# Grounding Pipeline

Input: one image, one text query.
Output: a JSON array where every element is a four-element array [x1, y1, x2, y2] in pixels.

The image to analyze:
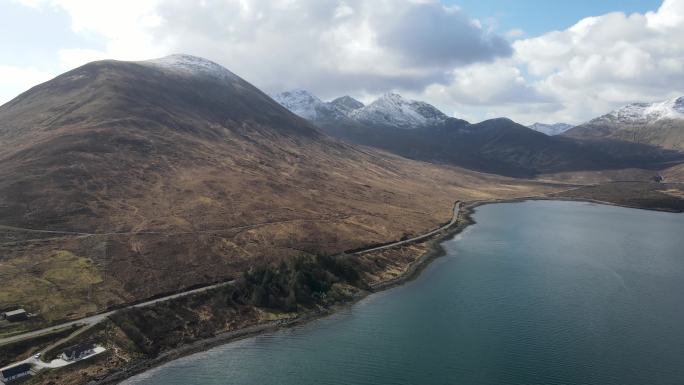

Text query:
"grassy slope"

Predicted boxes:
[[0, 60, 564, 323]]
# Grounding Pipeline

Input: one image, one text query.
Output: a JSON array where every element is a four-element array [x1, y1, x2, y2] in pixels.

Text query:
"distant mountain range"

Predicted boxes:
[[528, 122, 574, 136], [272, 90, 449, 129], [273, 90, 680, 177], [564, 96, 684, 151]]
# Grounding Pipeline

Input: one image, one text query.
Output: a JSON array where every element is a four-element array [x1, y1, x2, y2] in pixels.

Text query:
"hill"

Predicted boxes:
[[0, 55, 555, 321]]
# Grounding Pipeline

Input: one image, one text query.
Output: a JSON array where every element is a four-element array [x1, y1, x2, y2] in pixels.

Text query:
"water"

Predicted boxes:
[[123, 201, 684, 385]]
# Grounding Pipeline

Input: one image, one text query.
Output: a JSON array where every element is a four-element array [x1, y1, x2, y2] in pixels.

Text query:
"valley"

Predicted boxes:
[[0, 55, 563, 326], [0, 55, 682, 385]]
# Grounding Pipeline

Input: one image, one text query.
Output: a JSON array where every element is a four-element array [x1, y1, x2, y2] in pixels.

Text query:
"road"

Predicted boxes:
[[0, 281, 231, 347], [0, 202, 462, 348], [353, 201, 461, 255]]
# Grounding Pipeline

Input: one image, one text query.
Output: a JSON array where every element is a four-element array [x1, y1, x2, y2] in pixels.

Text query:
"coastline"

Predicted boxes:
[[94, 203, 475, 385], [93, 197, 681, 385]]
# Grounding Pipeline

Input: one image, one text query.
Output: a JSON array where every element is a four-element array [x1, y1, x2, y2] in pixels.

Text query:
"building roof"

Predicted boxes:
[[63, 343, 95, 357], [1, 363, 31, 378], [3, 309, 26, 316]]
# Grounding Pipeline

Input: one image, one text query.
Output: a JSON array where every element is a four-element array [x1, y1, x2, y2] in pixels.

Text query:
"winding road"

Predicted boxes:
[[0, 201, 462, 350], [353, 201, 461, 255], [0, 281, 231, 348]]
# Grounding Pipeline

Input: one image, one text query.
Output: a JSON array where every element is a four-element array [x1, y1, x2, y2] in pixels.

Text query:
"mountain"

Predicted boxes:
[[272, 91, 450, 129], [0, 54, 547, 320], [270, 89, 342, 121], [564, 96, 684, 151], [528, 122, 574, 136], [329, 95, 364, 114], [349, 93, 448, 129], [274, 90, 680, 177]]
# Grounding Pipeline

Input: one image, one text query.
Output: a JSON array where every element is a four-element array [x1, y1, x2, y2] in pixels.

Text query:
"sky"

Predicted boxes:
[[0, 0, 682, 125]]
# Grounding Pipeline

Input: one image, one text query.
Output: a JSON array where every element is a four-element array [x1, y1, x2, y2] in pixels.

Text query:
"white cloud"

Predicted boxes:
[[510, 0, 684, 123], [0, 65, 54, 103], [9, 0, 510, 100], [413, 0, 684, 125], [5, 0, 684, 126]]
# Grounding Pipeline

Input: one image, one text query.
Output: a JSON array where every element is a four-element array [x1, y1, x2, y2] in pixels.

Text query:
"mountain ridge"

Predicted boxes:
[[564, 96, 684, 151], [273, 89, 680, 177], [272, 90, 455, 130], [528, 122, 574, 136]]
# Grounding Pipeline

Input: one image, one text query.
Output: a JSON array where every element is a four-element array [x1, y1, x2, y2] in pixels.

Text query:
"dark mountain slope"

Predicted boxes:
[[315, 115, 678, 177], [564, 97, 684, 151], [274, 91, 682, 177]]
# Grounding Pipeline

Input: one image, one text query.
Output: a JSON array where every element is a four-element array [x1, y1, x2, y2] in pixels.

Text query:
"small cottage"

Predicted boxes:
[[60, 343, 96, 361], [0, 363, 32, 383], [1, 309, 28, 322]]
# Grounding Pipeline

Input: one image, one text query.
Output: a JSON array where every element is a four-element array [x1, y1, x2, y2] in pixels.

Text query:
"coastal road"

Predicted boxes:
[[0, 202, 462, 348], [0, 281, 232, 347], [353, 201, 461, 255]]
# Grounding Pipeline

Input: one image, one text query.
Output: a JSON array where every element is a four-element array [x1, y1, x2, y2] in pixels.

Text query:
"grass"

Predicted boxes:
[[552, 182, 684, 212], [0, 326, 77, 367], [0, 250, 108, 323]]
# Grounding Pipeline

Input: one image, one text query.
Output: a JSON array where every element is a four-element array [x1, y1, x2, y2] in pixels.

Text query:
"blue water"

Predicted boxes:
[[123, 201, 684, 385]]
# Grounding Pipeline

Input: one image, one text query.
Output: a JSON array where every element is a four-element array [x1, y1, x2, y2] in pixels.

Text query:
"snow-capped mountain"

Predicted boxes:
[[350, 93, 448, 129], [270, 89, 338, 121], [591, 96, 684, 125], [272, 90, 448, 129], [564, 96, 684, 151], [141, 54, 240, 83], [528, 122, 574, 136], [330, 95, 364, 114]]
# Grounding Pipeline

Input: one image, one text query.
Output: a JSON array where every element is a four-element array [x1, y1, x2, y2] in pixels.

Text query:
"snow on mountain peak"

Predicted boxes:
[[600, 96, 684, 124], [528, 122, 574, 136], [350, 93, 448, 129], [330, 96, 364, 114], [272, 90, 450, 129], [271, 89, 329, 121], [141, 54, 240, 82]]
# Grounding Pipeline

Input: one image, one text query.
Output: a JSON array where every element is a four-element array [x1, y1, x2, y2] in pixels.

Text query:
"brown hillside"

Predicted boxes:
[[0, 55, 558, 321]]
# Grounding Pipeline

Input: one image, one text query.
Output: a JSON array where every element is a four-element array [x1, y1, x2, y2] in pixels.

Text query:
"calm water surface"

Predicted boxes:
[[124, 201, 684, 385]]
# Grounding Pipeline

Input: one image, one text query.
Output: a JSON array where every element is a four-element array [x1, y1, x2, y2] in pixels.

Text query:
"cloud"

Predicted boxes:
[[424, 60, 553, 105], [150, 0, 512, 97], [0, 65, 53, 103], [418, 0, 684, 124], [11, 0, 511, 100], [509, 0, 684, 123], [6, 0, 684, 126], [376, 2, 511, 67]]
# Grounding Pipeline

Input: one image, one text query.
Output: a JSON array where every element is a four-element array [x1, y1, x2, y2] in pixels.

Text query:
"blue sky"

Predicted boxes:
[[445, 0, 663, 36]]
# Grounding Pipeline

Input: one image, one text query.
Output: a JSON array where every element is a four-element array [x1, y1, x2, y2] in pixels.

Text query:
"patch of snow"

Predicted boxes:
[[141, 54, 240, 82], [271, 90, 331, 121], [528, 122, 574, 135], [273, 90, 449, 129], [330, 95, 364, 114], [596, 96, 684, 124], [350, 93, 448, 129]]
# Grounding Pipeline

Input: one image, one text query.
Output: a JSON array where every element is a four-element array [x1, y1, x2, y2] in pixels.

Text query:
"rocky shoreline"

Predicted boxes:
[[92, 196, 682, 385], [91, 203, 476, 385]]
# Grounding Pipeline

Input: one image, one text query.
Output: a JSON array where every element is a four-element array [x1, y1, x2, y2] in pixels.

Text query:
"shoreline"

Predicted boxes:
[[94, 197, 680, 384], [94, 203, 475, 385]]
